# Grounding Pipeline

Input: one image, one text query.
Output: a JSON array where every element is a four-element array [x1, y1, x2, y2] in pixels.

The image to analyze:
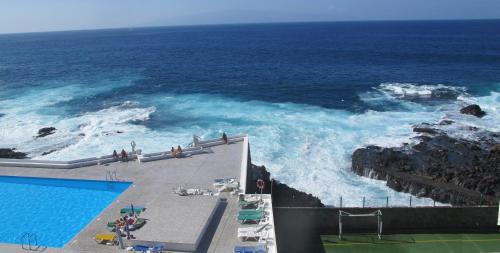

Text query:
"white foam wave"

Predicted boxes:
[[377, 82, 468, 99], [2, 82, 498, 206]]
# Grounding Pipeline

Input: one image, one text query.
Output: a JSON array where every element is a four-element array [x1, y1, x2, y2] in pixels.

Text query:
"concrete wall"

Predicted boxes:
[[0, 136, 244, 169], [273, 206, 499, 253]]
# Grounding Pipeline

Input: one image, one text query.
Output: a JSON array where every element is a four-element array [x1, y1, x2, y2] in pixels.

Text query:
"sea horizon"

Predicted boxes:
[[1, 18, 500, 36]]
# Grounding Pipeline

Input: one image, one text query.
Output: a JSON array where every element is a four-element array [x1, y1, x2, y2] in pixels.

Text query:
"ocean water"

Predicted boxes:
[[0, 20, 499, 206]]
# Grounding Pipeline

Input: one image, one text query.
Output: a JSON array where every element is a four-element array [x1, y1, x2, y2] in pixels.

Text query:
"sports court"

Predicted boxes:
[[321, 233, 500, 253]]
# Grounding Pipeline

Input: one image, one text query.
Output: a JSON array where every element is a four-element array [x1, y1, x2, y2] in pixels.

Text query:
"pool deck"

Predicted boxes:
[[0, 136, 274, 252]]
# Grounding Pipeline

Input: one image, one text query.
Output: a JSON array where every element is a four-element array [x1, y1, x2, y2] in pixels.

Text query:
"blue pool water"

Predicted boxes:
[[0, 176, 131, 248]]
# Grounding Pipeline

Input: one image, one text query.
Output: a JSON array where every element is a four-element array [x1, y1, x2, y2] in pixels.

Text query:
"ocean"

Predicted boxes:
[[0, 20, 499, 206]]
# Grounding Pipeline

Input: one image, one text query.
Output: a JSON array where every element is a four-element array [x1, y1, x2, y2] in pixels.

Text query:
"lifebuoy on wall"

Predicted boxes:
[[256, 179, 265, 190]]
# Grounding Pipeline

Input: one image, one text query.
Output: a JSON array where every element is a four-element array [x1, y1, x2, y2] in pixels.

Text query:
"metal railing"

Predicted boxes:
[[106, 170, 119, 182], [337, 196, 443, 208], [20, 232, 41, 251]]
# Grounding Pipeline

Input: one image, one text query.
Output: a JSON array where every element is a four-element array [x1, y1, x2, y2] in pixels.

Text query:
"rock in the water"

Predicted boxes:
[[460, 104, 486, 117], [37, 127, 56, 138], [438, 120, 454, 125], [0, 148, 27, 159], [41, 149, 57, 156], [413, 126, 440, 135]]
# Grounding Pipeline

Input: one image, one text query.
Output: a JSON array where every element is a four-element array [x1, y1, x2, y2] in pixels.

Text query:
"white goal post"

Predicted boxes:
[[497, 201, 500, 226], [338, 210, 383, 240]]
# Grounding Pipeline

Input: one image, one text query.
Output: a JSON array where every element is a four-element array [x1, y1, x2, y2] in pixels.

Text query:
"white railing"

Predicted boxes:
[[239, 135, 249, 193], [0, 135, 245, 169]]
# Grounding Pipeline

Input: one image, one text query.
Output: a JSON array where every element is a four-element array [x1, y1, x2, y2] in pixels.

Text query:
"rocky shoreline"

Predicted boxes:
[[0, 127, 59, 159], [247, 164, 324, 207], [351, 104, 499, 206], [0, 148, 27, 159]]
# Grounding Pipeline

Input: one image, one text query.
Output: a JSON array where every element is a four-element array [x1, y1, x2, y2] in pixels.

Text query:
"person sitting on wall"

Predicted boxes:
[[121, 149, 128, 162], [112, 150, 119, 160], [171, 146, 176, 157], [222, 132, 228, 144], [176, 145, 183, 157]]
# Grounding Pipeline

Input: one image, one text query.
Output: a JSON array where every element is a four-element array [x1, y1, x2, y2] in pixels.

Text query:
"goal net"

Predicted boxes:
[[338, 210, 383, 240]]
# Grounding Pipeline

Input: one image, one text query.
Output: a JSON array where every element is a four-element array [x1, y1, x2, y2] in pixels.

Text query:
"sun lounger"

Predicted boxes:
[[234, 244, 267, 253], [238, 229, 269, 242], [151, 245, 163, 252], [132, 245, 149, 252], [94, 233, 116, 245], [131, 244, 163, 253], [213, 178, 239, 192], [238, 223, 270, 233], [173, 186, 213, 196], [239, 199, 263, 209], [238, 212, 267, 224], [239, 208, 264, 215], [238, 223, 270, 242]]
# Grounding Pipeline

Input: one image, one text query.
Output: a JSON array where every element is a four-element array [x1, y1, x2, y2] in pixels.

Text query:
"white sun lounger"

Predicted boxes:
[[238, 229, 269, 242], [173, 186, 213, 196], [213, 178, 239, 192], [238, 223, 270, 234]]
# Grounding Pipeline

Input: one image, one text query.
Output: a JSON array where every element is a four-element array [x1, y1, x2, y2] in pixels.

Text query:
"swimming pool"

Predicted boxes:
[[0, 176, 131, 248]]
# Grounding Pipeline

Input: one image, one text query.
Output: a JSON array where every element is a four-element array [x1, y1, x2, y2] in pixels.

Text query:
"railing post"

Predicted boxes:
[[409, 196, 412, 207], [362, 197, 365, 208], [386, 196, 389, 208], [340, 196, 342, 208]]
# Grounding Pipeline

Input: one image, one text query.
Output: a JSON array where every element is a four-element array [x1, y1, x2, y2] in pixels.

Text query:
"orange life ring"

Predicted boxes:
[[256, 179, 265, 189]]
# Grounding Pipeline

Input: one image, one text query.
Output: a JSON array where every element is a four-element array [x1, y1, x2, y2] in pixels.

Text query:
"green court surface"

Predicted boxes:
[[321, 233, 500, 253]]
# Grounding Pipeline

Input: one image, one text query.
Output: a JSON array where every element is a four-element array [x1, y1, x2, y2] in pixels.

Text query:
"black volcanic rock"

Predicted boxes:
[[413, 125, 441, 135], [37, 127, 56, 138], [248, 164, 324, 207], [460, 104, 486, 117], [352, 132, 500, 206], [438, 120, 454, 125], [0, 148, 27, 159], [41, 149, 57, 156]]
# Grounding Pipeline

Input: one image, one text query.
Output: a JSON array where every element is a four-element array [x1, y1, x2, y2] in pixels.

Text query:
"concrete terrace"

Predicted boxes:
[[0, 135, 276, 253]]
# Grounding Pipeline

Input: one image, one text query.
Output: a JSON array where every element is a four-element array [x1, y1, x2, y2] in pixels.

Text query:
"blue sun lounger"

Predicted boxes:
[[234, 245, 267, 253], [132, 244, 163, 252], [132, 245, 149, 252]]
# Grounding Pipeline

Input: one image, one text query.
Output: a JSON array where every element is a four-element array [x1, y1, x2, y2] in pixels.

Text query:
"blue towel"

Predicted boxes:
[[133, 245, 149, 252], [234, 245, 266, 253]]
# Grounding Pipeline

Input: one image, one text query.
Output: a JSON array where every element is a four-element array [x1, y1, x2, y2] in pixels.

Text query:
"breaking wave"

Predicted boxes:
[[0, 81, 498, 206]]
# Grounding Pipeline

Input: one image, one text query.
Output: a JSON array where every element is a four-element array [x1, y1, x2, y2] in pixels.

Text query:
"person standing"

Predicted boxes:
[[222, 132, 228, 144]]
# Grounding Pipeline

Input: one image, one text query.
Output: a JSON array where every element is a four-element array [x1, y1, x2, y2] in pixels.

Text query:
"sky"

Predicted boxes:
[[0, 0, 500, 34]]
